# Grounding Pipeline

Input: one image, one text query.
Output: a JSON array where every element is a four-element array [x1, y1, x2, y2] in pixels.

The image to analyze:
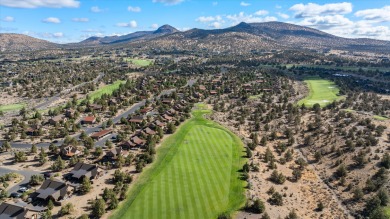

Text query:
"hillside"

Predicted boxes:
[[0, 33, 58, 52], [1, 22, 390, 53], [128, 22, 390, 53], [77, 25, 179, 46]]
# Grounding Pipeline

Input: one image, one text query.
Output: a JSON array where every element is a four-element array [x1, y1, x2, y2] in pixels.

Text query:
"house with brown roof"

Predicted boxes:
[[162, 98, 174, 105], [89, 104, 103, 111], [144, 127, 156, 135], [0, 202, 37, 219], [106, 147, 129, 160], [118, 141, 136, 150], [199, 85, 206, 91], [82, 116, 96, 124], [131, 136, 146, 146], [140, 107, 153, 113], [162, 114, 173, 122], [90, 129, 112, 140], [34, 179, 69, 202], [155, 120, 166, 128], [49, 115, 67, 125], [210, 90, 217, 95], [60, 145, 81, 158], [69, 163, 99, 181], [129, 115, 144, 123], [167, 109, 176, 116]]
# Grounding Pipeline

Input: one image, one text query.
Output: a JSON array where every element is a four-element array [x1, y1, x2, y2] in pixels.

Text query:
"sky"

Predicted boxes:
[[0, 0, 390, 43]]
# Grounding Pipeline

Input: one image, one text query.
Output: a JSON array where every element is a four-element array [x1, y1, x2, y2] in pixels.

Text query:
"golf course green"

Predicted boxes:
[[298, 78, 344, 107], [0, 103, 25, 112], [111, 104, 246, 219], [125, 58, 153, 67]]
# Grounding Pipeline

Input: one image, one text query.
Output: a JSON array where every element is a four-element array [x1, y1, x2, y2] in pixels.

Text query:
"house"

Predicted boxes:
[[0, 202, 37, 219], [144, 127, 156, 135], [60, 145, 81, 158], [89, 104, 103, 111], [162, 98, 174, 105], [106, 147, 129, 160], [35, 179, 69, 202], [210, 90, 217, 95], [108, 99, 117, 106], [140, 107, 153, 114], [167, 109, 176, 116], [162, 114, 173, 122], [25, 126, 39, 136], [131, 136, 146, 146], [129, 115, 144, 123], [118, 141, 136, 150], [199, 85, 206, 91], [90, 129, 112, 140], [49, 115, 66, 125], [82, 116, 96, 124], [155, 120, 166, 128], [69, 163, 99, 180]]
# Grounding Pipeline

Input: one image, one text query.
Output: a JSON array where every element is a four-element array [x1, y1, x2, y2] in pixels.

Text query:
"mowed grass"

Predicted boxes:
[[82, 80, 125, 103], [125, 58, 153, 67], [373, 115, 389, 121], [0, 103, 25, 112], [298, 78, 344, 107], [385, 207, 390, 217], [111, 107, 246, 219]]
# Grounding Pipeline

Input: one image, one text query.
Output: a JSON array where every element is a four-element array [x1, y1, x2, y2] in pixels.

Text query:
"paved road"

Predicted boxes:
[[0, 167, 42, 194], [34, 73, 104, 110]]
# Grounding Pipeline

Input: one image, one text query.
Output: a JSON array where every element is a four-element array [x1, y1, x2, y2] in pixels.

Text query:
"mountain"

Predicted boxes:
[[1, 22, 390, 53], [130, 22, 390, 53], [0, 33, 58, 52], [78, 24, 179, 46]]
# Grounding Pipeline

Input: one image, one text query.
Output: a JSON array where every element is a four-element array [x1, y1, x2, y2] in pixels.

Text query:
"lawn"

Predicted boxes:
[[385, 207, 390, 217], [125, 58, 153, 67], [298, 78, 344, 107], [111, 105, 246, 219], [83, 80, 125, 103], [373, 115, 389, 121], [0, 103, 25, 112]]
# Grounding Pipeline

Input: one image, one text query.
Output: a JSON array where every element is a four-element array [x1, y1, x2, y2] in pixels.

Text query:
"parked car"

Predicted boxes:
[[18, 187, 29, 193], [10, 192, 21, 198]]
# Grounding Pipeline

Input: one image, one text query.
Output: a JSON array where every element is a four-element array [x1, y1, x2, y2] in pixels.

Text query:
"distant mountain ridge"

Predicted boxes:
[[1, 22, 390, 53], [77, 24, 179, 45]]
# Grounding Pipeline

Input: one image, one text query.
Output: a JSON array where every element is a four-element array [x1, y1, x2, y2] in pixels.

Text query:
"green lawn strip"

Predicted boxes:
[[124, 58, 153, 67], [0, 103, 25, 112], [385, 207, 390, 217], [77, 80, 125, 104], [110, 106, 246, 219], [298, 77, 344, 107], [373, 115, 389, 121]]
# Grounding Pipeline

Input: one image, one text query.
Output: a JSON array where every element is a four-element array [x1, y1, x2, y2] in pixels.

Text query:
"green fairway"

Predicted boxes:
[[83, 80, 125, 103], [111, 105, 246, 219], [0, 103, 25, 112], [298, 78, 344, 107], [373, 115, 389, 121], [125, 58, 153, 67], [385, 207, 390, 217]]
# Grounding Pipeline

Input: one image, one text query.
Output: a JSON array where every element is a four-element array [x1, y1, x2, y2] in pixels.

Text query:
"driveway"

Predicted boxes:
[[0, 167, 42, 194]]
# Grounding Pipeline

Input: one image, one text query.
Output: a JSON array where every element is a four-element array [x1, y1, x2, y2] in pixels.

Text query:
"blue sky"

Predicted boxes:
[[1, 0, 389, 43]]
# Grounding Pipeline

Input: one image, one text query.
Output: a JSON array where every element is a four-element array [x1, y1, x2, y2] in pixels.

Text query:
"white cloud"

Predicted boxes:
[[152, 0, 183, 5], [128, 6, 141, 12], [91, 6, 103, 13], [212, 2, 218, 6], [0, 0, 79, 8], [277, 12, 290, 19], [240, 2, 250, 7], [209, 22, 222, 28], [42, 17, 61, 23], [196, 16, 222, 23], [254, 10, 268, 16], [297, 15, 353, 29], [72, 18, 89, 22], [355, 6, 390, 22], [289, 2, 352, 18], [226, 12, 277, 25], [151, 24, 159, 29], [116, 20, 138, 28], [53, 32, 64, 38], [2, 16, 14, 22]]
